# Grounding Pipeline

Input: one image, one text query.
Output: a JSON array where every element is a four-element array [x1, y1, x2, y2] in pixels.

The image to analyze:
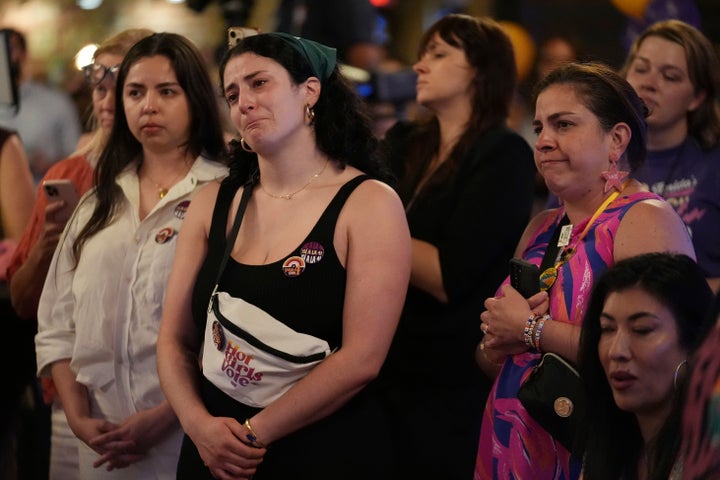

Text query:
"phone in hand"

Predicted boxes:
[[227, 27, 261, 48], [43, 179, 79, 223], [509, 258, 541, 298]]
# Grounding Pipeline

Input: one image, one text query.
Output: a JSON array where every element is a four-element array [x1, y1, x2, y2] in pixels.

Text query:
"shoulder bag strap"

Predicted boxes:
[[207, 176, 255, 312]]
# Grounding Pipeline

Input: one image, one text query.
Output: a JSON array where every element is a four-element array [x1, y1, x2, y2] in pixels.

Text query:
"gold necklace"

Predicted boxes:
[[141, 165, 191, 199], [260, 160, 329, 200]]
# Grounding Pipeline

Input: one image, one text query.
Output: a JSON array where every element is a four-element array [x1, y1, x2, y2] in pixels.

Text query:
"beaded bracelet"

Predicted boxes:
[[523, 312, 538, 350], [533, 314, 551, 352], [244, 418, 266, 448]]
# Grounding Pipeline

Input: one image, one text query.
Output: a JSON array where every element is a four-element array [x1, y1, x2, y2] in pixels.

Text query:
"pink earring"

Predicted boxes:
[[601, 154, 628, 193]]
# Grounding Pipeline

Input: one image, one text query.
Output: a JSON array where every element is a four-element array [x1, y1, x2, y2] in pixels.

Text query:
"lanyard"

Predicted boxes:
[[539, 186, 623, 291]]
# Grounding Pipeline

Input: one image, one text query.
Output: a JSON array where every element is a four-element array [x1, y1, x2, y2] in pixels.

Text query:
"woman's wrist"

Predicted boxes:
[[523, 312, 539, 349], [244, 418, 266, 448], [531, 314, 551, 352]]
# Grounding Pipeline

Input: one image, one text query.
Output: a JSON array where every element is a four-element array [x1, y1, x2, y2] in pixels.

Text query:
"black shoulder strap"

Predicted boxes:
[[539, 214, 570, 273], [320, 174, 371, 219], [208, 177, 255, 311], [208, 178, 242, 253]]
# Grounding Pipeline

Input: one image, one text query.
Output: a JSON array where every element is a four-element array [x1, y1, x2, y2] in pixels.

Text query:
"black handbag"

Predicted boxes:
[[517, 352, 586, 451]]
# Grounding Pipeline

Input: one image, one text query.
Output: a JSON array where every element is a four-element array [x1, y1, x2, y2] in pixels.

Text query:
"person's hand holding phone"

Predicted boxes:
[[43, 179, 79, 223], [37, 179, 79, 258], [480, 259, 550, 355]]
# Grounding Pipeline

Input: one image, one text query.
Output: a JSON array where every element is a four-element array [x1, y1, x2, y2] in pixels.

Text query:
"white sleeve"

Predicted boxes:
[[35, 211, 82, 378]]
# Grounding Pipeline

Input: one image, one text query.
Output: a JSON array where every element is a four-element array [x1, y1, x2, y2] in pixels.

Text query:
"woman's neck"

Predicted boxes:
[[647, 121, 688, 151], [637, 409, 670, 450], [561, 188, 612, 226], [257, 140, 330, 193], [435, 112, 468, 163], [561, 175, 642, 225], [140, 148, 194, 177]]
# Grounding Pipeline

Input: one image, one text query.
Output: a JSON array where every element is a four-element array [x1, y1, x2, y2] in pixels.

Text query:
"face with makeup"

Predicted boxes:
[[122, 55, 192, 153], [598, 286, 686, 419]]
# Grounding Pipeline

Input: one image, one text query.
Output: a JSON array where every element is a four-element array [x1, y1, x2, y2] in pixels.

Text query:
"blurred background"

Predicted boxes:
[[1, 0, 718, 133]]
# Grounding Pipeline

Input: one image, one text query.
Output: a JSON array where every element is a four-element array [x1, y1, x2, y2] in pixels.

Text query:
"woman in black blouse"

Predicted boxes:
[[377, 13, 536, 480]]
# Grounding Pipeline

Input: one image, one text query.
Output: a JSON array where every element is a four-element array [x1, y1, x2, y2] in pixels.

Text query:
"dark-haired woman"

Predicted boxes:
[[35, 33, 228, 479], [577, 253, 715, 479], [475, 62, 695, 479], [156, 33, 411, 479], [377, 14, 535, 479]]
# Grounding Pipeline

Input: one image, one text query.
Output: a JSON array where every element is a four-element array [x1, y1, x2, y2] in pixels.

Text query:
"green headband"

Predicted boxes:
[[267, 32, 337, 82]]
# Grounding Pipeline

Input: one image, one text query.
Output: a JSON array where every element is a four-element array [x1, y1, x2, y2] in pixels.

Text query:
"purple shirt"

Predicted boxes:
[[633, 137, 720, 278]]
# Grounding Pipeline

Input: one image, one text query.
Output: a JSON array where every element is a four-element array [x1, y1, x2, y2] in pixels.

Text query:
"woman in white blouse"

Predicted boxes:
[[35, 33, 227, 479]]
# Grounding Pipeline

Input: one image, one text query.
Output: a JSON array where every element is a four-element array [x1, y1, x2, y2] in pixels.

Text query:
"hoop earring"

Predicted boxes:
[[305, 104, 316, 126], [240, 137, 254, 153], [601, 153, 628, 193], [673, 359, 688, 390]]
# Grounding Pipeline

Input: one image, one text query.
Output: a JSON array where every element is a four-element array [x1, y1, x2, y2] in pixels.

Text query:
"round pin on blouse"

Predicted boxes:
[[212, 320, 226, 350], [155, 227, 176, 244], [282, 256, 306, 277]]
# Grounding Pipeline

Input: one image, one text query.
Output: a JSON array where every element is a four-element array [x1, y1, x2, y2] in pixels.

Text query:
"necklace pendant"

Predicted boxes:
[[158, 188, 168, 199]]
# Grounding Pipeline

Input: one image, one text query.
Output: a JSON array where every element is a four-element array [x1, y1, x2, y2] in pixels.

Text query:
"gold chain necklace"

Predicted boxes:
[[260, 159, 329, 200], [141, 164, 191, 199]]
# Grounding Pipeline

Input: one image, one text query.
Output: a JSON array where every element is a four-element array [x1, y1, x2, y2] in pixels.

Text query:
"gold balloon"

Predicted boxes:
[[498, 21, 536, 82], [610, 0, 652, 20]]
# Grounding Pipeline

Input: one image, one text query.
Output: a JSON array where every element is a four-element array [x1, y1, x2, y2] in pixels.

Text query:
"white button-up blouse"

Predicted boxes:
[[36, 155, 227, 418]]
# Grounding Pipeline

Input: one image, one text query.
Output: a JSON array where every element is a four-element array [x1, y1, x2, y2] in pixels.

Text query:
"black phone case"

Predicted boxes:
[[509, 258, 541, 298]]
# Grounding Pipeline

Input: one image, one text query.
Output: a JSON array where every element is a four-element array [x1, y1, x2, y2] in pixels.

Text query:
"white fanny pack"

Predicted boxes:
[[202, 291, 332, 407], [200, 178, 332, 408]]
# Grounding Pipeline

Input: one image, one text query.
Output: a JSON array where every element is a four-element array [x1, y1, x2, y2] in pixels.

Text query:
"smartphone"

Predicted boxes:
[[227, 27, 261, 48], [43, 179, 79, 223], [509, 258, 541, 298]]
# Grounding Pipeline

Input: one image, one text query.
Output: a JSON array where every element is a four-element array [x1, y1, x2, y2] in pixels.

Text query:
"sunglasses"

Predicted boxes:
[[83, 63, 120, 86]]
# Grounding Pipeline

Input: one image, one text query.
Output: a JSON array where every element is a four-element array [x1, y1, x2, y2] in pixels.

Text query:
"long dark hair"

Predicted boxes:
[[218, 33, 389, 185], [72, 32, 226, 264], [395, 14, 517, 202], [578, 253, 715, 480]]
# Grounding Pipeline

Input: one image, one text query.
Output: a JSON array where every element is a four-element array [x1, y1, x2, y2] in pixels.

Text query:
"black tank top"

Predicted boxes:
[[192, 174, 370, 351], [182, 174, 398, 480]]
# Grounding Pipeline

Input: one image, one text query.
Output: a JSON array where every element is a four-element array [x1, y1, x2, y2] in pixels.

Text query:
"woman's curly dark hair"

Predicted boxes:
[[218, 34, 392, 186]]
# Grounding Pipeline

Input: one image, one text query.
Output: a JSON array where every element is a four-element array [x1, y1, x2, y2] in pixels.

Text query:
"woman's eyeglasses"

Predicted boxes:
[[83, 63, 120, 86]]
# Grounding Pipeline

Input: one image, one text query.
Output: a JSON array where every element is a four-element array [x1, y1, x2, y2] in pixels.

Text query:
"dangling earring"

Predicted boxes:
[[601, 153, 629, 193], [240, 137, 254, 153], [673, 359, 688, 390], [305, 104, 316, 126]]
